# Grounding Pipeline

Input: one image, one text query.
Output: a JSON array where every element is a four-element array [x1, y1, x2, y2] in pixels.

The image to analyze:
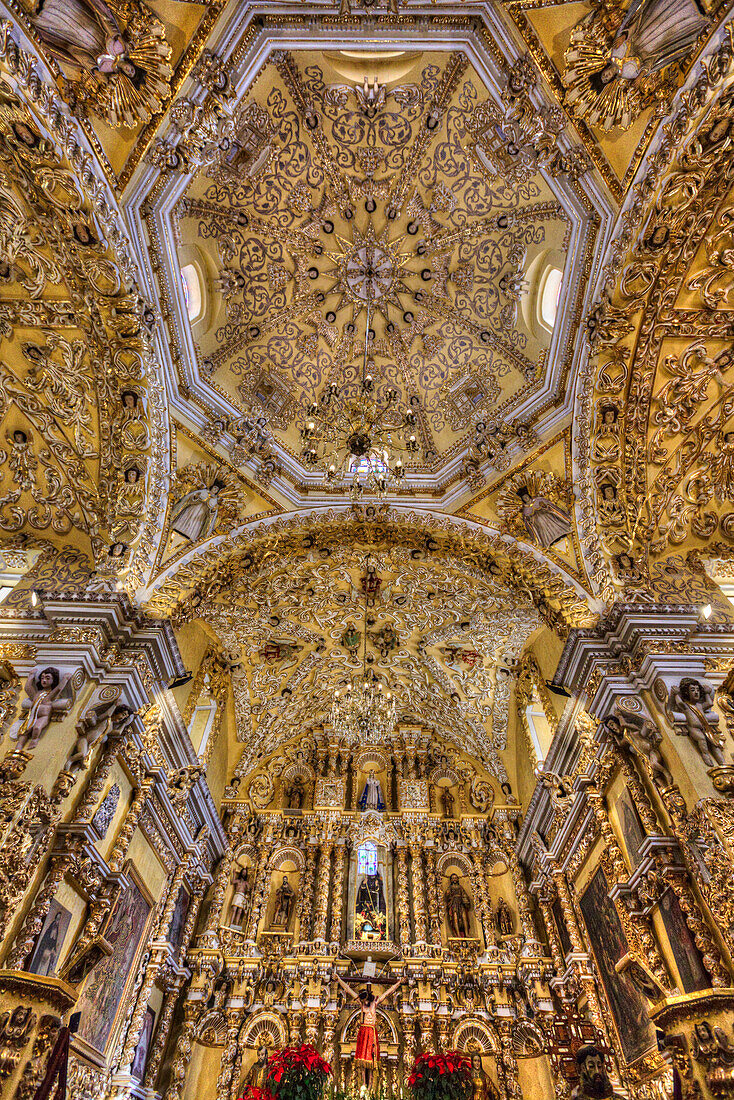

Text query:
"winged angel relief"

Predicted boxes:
[[26, 0, 173, 127], [563, 0, 709, 131]]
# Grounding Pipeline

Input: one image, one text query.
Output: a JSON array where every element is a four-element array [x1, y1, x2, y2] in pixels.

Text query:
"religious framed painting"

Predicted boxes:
[[74, 863, 154, 1057], [28, 898, 72, 977], [614, 790, 646, 870], [657, 888, 709, 993], [579, 866, 656, 1065]]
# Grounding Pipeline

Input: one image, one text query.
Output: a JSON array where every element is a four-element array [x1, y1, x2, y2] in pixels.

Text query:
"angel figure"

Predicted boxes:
[[64, 699, 135, 776], [6, 429, 36, 492], [669, 678, 725, 768], [563, 0, 709, 132], [30, 0, 173, 129], [498, 473, 573, 550], [169, 467, 241, 543], [9, 667, 76, 753], [603, 711, 673, 788]]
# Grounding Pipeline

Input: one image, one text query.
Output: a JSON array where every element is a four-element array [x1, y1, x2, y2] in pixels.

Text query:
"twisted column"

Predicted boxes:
[[410, 844, 427, 943]]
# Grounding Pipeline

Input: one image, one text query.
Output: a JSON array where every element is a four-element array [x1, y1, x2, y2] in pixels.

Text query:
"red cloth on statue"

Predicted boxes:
[[355, 1024, 379, 1066]]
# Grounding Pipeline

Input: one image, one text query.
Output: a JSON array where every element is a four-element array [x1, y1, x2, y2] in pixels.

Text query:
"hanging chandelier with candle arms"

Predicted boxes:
[[329, 557, 398, 742], [300, 298, 420, 500]]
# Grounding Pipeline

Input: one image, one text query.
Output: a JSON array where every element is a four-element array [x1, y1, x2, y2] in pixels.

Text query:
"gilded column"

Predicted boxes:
[[468, 853, 491, 944], [329, 843, 347, 944], [396, 846, 411, 944], [297, 841, 318, 944], [535, 880, 566, 975], [245, 846, 271, 943], [410, 844, 427, 943], [503, 829, 536, 942], [425, 848, 441, 945], [313, 840, 333, 942], [202, 845, 234, 941], [143, 974, 185, 1090]]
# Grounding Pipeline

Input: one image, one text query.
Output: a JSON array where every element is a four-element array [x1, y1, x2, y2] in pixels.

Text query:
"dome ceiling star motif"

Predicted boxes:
[[170, 48, 580, 485]]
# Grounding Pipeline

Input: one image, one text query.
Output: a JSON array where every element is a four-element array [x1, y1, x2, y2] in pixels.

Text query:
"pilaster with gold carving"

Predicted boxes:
[[535, 880, 566, 975], [162, 1010, 196, 1100], [5, 840, 82, 968], [396, 845, 411, 945], [215, 1015, 243, 1100], [313, 840, 333, 942], [548, 864, 606, 1035], [245, 844, 272, 943], [418, 1013, 434, 1054], [657, 863, 731, 988], [497, 1022, 521, 1100], [143, 973, 185, 1091], [468, 852, 491, 944], [74, 724, 133, 822], [304, 1008, 321, 1048], [329, 843, 347, 944], [116, 836, 203, 1078]]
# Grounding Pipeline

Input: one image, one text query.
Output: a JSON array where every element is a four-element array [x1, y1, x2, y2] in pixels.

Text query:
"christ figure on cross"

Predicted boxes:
[[335, 971, 403, 1090]]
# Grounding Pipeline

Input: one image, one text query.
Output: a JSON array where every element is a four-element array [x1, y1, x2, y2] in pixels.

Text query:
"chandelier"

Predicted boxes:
[[329, 557, 398, 742], [300, 300, 419, 500]]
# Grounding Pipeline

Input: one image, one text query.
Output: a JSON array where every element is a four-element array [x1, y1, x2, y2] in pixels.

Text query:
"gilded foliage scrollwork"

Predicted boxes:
[[580, 35, 734, 598]]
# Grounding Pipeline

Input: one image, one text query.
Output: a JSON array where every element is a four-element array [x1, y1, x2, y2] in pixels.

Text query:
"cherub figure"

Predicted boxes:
[[64, 699, 135, 776], [669, 678, 725, 768], [603, 710, 673, 788], [10, 667, 76, 753]]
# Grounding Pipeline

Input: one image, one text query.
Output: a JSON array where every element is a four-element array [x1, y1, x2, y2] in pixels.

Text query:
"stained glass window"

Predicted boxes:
[[357, 841, 378, 876]]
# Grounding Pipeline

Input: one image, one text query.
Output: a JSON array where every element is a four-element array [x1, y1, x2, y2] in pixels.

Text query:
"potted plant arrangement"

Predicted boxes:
[[407, 1052, 472, 1100], [241, 1045, 332, 1100]]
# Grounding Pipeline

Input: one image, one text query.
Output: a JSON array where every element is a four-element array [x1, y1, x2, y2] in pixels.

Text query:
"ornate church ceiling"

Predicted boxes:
[[2, 0, 734, 769], [167, 48, 575, 485]]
